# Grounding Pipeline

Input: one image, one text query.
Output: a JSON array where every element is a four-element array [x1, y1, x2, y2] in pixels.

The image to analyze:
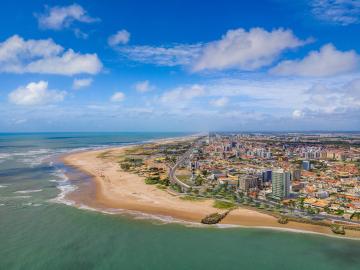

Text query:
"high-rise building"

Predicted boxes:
[[302, 160, 311, 171], [238, 175, 258, 192], [262, 169, 272, 182], [291, 169, 301, 181], [272, 169, 291, 200]]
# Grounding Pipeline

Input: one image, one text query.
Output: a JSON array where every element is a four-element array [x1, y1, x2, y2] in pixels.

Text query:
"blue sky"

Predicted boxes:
[[0, 0, 359, 132]]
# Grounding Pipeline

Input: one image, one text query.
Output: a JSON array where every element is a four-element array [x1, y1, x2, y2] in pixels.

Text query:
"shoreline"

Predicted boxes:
[[61, 140, 360, 239]]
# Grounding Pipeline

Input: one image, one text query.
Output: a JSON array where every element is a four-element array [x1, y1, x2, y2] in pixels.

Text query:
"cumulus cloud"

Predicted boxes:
[[8, 81, 66, 105], [0, 35, 102, 75], [36, 3, 99, 30], [192, 28, 309, 72], [72, 78, 93, 89], [108, 30, 130, 47], [134, 80, 152, 93], [311, 0, 360, 25], [209, 97, 229, 107], [270, 44, 359, 77], [110, 92, 125, 102]]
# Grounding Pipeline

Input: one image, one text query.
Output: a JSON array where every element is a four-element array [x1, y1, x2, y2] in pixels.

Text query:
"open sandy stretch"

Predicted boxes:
[[62, 143, 360, 239]]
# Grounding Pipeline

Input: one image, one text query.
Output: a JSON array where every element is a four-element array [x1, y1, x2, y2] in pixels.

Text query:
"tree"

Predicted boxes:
[[194, 175, 204, 186], [201, 169, 209, 177], [350, 212, 360, 221]]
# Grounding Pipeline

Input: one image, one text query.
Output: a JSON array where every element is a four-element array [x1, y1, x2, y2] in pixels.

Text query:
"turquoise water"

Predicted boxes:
[[1, 133, 360, 270]]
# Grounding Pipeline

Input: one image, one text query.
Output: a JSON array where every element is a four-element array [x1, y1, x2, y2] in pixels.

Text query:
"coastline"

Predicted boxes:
[[61, 140, 360, 239]]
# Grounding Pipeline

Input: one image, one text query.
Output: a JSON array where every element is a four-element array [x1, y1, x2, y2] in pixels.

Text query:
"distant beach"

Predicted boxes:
[[62, 139, 360, 239]]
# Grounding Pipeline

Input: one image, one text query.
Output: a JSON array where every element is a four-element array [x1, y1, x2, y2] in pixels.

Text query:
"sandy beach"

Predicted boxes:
[[62, 143, 360, 239]]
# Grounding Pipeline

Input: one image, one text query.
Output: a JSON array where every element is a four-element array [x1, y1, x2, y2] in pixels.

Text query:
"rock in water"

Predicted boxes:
[[201, 211, 230, 224]]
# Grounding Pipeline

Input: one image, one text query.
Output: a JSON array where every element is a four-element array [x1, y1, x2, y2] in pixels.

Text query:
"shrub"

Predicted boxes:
[[145, 176, 160, 185], [120, 163, 131, 171]]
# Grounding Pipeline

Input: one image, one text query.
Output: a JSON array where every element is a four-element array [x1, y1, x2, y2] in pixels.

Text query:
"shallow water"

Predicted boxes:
[[1, 132, 360, 270]]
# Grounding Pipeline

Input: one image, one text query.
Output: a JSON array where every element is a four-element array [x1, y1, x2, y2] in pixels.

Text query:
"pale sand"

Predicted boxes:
[[62, 145, 360, 239]]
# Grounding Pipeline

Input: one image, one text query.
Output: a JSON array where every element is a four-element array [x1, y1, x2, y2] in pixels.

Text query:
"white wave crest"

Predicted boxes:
[[49, 169, 77, 206], [14, 189, 42, 194]]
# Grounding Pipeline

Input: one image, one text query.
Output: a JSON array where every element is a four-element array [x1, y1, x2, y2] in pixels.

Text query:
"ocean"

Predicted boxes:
[[0, 132, 360, 270]]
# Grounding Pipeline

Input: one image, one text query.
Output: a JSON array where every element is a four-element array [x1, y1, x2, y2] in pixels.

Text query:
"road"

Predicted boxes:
[[168, 138, 204, 191]]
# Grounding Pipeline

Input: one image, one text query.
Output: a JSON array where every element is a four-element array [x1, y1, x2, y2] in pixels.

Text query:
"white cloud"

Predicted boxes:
[[271, 44, 359, 77], [192, 28, 309, 72], [134, 80, 152, 93], [209, 97, 229, 107], [110, 92, 125, 102], [36, 4, 99, 30], [26, 49, 102, 75], [117, 28, 308, 72], [160, 84, 205, 105], [292, 110, 304, 119], [0, 35, 102, 75], [311, 0, 360, 25], [72, 78, 93, 89], [8, 81, 66, 105], [303, 79, 360, 114], [74, 28, 89, 39], [117, 44, 203, 66], [108, 30, 130, 47]]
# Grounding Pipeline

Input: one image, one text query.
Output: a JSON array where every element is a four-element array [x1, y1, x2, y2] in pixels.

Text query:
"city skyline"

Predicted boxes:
[[0, 0, 360, 132]]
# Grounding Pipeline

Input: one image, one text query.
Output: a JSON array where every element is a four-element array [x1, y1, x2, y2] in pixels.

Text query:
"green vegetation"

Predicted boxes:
[[213, 200, 236, 209], [180, 195, 204, 201], [120, 163, 131, 171], [170, 183, 182, 193], [156, 184, 167, 190], [278, 216, 289, 224], [145, 176, 160, 185], [119, 156, 144, 172], [161, 177, 170, 186], [306, 207, 319, 215], [194, 175, 205, 186]]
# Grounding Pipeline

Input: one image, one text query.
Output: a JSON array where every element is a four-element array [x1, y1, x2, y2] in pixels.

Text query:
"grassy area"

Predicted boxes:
[[156, 184, 167, 190], [213, 200, 236, 209], [180, 195, 204, 201], [145, 176, 160, 185]]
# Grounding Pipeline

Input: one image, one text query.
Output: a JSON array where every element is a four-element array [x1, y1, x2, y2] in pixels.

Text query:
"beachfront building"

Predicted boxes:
[[239, 174, 258, 192], [272, 169, 291, 200], [262, 169, 272, 182]]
